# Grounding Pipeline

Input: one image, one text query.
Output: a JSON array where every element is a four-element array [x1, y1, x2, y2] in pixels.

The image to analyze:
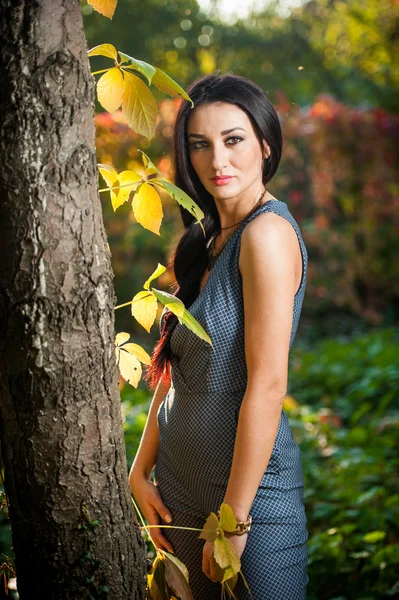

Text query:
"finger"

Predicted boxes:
[[148, 515, 174, 554], [202, 554, 217, 583], [153, 497, 173, 525], [209, 556, 219, 582]]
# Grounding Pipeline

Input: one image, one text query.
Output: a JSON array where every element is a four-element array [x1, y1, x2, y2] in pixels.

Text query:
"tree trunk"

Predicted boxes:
[[0, 1, 147, 598]]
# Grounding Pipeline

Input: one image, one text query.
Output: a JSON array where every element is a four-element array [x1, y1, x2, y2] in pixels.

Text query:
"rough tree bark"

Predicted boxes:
[[0, 0, 147, 598]]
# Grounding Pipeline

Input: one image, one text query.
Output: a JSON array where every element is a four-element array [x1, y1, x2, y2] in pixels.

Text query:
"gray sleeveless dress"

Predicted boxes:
[[154, 199, 309, 599]]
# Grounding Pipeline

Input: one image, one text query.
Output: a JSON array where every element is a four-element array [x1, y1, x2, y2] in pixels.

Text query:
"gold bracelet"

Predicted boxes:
[[217, 511, 252, 536]]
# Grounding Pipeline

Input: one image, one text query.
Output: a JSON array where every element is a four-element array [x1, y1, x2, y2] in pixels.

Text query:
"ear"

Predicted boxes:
[[262, 139, 271, 159]]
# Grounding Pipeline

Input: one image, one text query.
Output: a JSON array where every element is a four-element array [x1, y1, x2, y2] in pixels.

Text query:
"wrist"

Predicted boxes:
[[217, 509, 252, 536]]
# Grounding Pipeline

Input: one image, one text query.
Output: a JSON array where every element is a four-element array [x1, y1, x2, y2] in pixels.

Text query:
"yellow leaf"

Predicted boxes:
[[117, 170, 142, 204], [143, 264, 166, 291], [88, 43, 118, 60], [138, 149, 160, 176], [132, 183, 163, 235], [198, 512, 219, 542], [122, 71, 158, 140], [214, 536, 241, 576], [118, 348, 142, 387], [98, 164, 121, 211], [131, 290, 158, 333], [97, 67, 124, 113], [115, 332, 130, 346], [219, 503, 237, 533], [87, 0, 117, 19], [121, 343, 151, 365]]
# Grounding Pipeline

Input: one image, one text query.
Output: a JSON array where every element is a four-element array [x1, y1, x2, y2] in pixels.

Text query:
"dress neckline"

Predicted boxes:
[[188, 199, 279, 310]]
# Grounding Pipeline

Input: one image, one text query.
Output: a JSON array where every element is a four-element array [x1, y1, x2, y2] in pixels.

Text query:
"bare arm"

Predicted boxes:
[[223, 212, 302, 520], [129, 372, 171, 483], [128, 371, 175, 553]]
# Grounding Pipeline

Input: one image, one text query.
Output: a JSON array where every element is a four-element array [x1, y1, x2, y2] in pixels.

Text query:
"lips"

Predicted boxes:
[[212, 176, 234, 184]]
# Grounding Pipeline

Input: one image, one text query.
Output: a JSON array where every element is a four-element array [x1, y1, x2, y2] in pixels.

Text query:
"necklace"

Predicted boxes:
[[207, 189, 267, 271]]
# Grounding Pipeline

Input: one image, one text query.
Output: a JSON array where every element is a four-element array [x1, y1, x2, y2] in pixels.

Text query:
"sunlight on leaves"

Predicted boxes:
[[115, 332, 150, 387], [97, 67, 125, 113], [132, 182, 163, 235], [87, 0, 117, 19], [131, 290, 158, 333], [87, 43, 118, 60], [138, 149, 160, 176], [121, 71, 158, 140], [143, 263, 167, 291], [118, 51, 156, 85]]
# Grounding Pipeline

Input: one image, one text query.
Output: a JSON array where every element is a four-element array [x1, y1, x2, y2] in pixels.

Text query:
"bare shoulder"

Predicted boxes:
[[239, 210, 299, 272]]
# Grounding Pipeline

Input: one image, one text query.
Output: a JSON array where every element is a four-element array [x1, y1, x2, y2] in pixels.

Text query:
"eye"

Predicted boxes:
[[226, 136, 244, 145], [189, 136, 244, 150]]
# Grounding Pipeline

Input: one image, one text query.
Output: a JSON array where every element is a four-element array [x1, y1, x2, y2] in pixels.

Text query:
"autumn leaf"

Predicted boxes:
[[214, 536, 241, 578], [121, 71, 158, 140], [138, 149, 160, 176], [131, 290, 158, 333], [88, 43, 118, 60], [198, 512, 219, 542], [117, 170, 142, 205], [87, 0, 117, 19], [218, 502, 237, 533], [115, 332, 151, 387], [96, 67, 124, 113], [132, 182, 163, 235], [98, 163, 120, 209]]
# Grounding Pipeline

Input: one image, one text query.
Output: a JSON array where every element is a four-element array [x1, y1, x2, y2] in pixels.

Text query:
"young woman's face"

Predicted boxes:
[[186, 101, 270, 201]]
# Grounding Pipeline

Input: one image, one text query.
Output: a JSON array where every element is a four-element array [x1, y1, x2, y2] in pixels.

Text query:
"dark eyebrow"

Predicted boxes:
[[187, 127, 246, 139]]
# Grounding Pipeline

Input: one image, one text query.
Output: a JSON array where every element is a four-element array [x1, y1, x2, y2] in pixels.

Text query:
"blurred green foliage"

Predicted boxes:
[[288, 327, 399, 599], [83, 0, 399, 112]]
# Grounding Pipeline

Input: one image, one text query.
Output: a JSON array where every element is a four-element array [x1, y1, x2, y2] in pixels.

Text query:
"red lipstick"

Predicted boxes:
[[211, 176, 234, 186]]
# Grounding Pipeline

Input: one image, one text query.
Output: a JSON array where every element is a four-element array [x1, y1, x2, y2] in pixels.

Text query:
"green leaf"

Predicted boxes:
[[151, 288, 185, 318], [143, 263, 166, 291], [152, 67, 194, 106], [151, 288, 213, 347], [118, 51, 156, 85], [150, 179, 205, 235]]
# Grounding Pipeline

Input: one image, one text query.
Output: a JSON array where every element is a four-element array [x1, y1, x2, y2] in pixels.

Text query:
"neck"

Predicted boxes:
[[215, 187, 272, 233]]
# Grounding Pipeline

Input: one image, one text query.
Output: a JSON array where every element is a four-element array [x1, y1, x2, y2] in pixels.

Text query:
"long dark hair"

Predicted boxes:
[[144, 72, 282, 390]]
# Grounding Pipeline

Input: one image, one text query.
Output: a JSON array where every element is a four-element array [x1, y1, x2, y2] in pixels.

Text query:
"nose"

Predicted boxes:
[[211, 141, 229, 172]]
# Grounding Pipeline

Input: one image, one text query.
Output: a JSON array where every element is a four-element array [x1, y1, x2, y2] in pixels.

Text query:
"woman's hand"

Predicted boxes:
[[130, 473, 174, 554], [202, 533, 248, 582]]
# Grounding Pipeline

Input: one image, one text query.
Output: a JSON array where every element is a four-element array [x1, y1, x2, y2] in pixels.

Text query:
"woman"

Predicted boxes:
[[130, 73, 309, 599]]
